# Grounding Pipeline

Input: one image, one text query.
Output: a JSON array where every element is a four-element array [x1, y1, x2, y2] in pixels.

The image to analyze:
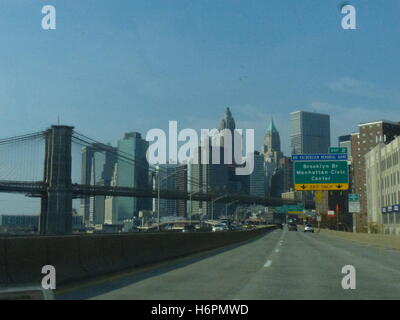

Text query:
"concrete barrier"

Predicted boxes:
[[5, 237, 47, 284], [78, 236, 105, 276], [46, 236, 85, 284], [100, 235, 126, 273], [0, 226, 275, 286], [0, 239, 9, 284]]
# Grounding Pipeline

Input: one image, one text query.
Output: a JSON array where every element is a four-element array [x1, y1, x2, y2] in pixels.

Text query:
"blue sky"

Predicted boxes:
[[1, 1, 400, 214]]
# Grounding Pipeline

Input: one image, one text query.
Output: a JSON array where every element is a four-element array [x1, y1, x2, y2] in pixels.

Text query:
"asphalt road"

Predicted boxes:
[[59, 227, 400, 300]]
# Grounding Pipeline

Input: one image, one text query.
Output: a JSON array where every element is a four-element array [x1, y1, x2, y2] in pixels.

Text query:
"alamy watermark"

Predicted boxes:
[[145, 121, 255, 175], [41, 265, 56, 290], [341, 265, 356, 290], [39, 4, 357, 31], [41, 5, 56, 30], [341, 5, 357, 30]]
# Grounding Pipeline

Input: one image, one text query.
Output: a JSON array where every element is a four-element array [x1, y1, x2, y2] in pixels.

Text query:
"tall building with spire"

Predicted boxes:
[[189, 108, 245, 219], [219, 107, 236, 157], [263, 118, 281, 155], [262, 118, 283, 196], [219, 107, 236, 132]]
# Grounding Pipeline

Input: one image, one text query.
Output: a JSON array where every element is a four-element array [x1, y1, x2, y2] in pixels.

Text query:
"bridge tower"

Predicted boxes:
[[39, 125, 74, 235]]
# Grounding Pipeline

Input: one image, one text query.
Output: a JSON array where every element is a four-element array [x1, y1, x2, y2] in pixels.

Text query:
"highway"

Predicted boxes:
[[58, 227, 400, 300]]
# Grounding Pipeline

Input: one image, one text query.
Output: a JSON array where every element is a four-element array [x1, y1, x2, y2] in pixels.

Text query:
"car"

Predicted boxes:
[[242, 224, 255, 230], [212, 224, 228, 232], [288, 223, 298, 231], [182, 224, 196, 233], [304, 224, 314, 233], [228, 224, 242, 231]]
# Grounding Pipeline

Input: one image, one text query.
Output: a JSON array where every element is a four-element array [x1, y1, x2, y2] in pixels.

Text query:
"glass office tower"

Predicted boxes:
[[290, 111, 331, 155]]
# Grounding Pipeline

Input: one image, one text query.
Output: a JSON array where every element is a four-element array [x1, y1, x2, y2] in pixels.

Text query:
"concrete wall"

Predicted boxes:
[[0, 227, 274, 286]]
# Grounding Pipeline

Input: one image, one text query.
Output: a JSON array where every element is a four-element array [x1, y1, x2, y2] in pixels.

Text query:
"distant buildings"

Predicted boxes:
[[270, 156, 293, 198], [189, 145, 230, 219], [70, 107, 400, 235], [104, 132, 150, 224], [351, 120, 400, 232], [188, 108, 250, 219], [0, 214, 83, 232], [290, 111, 330, 155], [80, 143, 117, 225], [78, 108, 311, 226], [0, 215, 39, 229], [365, 135, 400, 234]]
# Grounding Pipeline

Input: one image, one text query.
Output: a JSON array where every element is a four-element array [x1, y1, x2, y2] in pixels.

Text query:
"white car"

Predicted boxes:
[[304, 224, 314, 233], [212, 224, 228, 232]]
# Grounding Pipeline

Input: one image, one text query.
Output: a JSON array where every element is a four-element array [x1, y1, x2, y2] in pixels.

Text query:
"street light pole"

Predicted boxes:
[[189, 191, 192, 224], [225, 200, 239, 220], [189, 190, 202, 224], [211, 194, 228, 221]]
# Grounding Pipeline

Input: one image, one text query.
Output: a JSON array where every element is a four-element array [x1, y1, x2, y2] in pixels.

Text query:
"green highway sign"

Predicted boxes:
[[276, 204, 304, 214], [348, 193, 360, 213], [294, 161, 349, 191], [329, 147, 348, 154], [348, 194, 359, 201]]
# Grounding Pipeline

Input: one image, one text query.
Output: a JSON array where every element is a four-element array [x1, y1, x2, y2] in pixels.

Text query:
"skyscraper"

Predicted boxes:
[[175, 164, 188, 217], [219, 107, 236, 159], [105, 132, 150, 224], [262, 119, 283, 196], [189, 145, 230, 219], [263, 118, 281, 154], [219, 107, 236, 132], [270, 156, 294, 198], [249, 151, 266, 197], [290, 111, 331, 155], [80, 143, 117, 225]]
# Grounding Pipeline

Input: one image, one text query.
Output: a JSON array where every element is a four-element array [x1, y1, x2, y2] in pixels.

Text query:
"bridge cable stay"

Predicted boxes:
[[0, 131, 45, 217], [0, 132, 45, 182], [0, 131, 45, 146]]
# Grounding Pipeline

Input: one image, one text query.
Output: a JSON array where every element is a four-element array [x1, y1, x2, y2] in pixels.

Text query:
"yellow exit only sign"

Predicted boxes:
[[294, 183, 349, 191]]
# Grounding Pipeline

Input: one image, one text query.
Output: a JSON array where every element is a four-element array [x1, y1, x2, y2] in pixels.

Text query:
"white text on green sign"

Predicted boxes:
[[294, 161, 349, 184]]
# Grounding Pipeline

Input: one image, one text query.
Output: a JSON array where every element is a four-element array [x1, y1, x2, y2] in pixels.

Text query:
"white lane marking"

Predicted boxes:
[[264, 260, 272, 268]]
